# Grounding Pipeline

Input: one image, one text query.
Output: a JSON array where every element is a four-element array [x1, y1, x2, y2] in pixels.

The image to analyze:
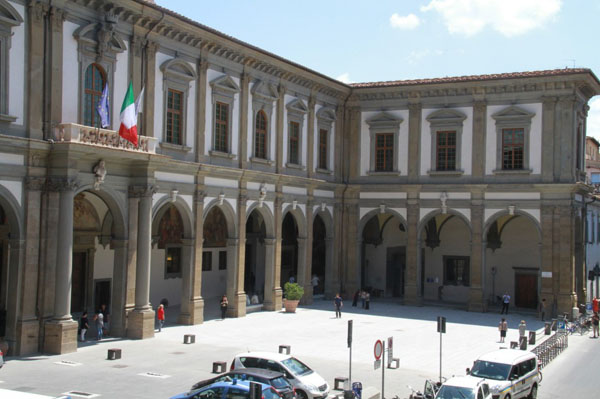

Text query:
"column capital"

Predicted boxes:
[[49, 6, 64, 32], [25, 176, 46, 191], [145, 40, 159, 57], [408, 102, 422, 112], [128, 184, 158, 198], [46, 177, 79, 192], [542, 96, 558, 106], [131, 35, 146, 58], [264, 238, 276, 245], [28, 0, 47, 24], [473, 100, 487, 111], [110, 239, 128, 249]]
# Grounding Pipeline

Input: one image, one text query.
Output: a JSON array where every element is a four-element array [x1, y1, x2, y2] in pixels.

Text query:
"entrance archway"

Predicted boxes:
[[281, 213, 299, 287], [360, 211, 407, 298], [245, 209, 267, 303], [484, 213, 541, 309]]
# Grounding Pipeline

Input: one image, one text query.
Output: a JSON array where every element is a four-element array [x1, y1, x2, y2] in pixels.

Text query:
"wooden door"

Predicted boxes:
[[515, 273, 537, 308], [71, 252, 87, 313]]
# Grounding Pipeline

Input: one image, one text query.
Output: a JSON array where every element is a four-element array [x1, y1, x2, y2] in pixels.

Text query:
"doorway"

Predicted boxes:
[[386, 246, 405, 297], [71, 252, 88, 313], [515, 272, 537, 308], [94, 279, 111, 312]]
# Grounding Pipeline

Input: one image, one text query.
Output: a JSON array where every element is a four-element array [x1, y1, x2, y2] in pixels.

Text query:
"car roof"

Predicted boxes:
[[229, 368, 285, 379], [442, 376, 487, 389], [476, 349, 536, 364], [235, 351, 292, 362], [206, 380, 271, 391]]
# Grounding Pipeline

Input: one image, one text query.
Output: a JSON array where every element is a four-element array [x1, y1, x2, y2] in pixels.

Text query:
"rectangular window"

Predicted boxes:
[[166, 89, 183, 144], [443, 256, 470, 286], [288, 121, 300, 165], [436, 131, 456, 171], [219, 251, 227, 270], [215, 102, 229, 152], [255, 111, 267, 159], [165, 247, 182, 277], [502, 128, 524, 170], [202, 251, 212, 271], [375, 133, 394, 172], [318, 129, 328, 170]]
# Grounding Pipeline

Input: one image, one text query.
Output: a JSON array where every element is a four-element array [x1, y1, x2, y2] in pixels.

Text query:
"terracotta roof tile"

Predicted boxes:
[[350, 68, 599, 88]]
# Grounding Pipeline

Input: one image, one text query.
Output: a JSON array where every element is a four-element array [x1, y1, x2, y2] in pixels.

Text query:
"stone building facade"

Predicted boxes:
[[0, 0, 598, 355]]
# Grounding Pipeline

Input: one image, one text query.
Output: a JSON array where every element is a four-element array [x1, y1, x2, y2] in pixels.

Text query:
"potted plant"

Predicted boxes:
[[283, 282, 304, 313]]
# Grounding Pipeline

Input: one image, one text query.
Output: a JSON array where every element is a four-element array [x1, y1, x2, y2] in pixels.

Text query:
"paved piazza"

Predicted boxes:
[[0, 300, 552, 398]]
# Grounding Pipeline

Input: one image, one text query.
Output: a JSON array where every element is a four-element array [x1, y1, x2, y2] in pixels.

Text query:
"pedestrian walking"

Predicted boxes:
[[99, 304, 110, 336], [592, 313, 599, 338], [360, 291, 366, 308], [311, 274, 320, 295], [500, 293, 510, 314], [365, 291, 370, 310], [157, 304, 165, 332], [334, 293, 343, 318], [79, 311, 89, 342], [220, 295, 228, 319], [352, 290, 359, 307], [518, 320, 527, 338], [499, 318, 508, 343], [94, 311, 104, 340], [539, 298, 547, 321]]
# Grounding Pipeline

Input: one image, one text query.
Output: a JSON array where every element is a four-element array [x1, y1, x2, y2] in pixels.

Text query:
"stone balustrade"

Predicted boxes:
[[56, 123, 158, 154]]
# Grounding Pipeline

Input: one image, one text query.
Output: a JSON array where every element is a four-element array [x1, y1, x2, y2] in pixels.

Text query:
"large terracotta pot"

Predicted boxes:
[[284, 299, 300, 313]]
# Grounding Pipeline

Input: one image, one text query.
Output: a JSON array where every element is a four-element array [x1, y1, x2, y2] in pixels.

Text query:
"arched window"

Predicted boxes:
[[255, 110, 267, 159], [83, 63, 106, 128]]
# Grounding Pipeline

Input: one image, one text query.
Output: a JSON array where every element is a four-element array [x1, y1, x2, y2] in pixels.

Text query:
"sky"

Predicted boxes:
[[156, 0, 600, 139]]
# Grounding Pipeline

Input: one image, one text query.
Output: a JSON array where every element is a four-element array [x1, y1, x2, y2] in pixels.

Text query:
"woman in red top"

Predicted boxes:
[[157, 304, 165, 332]]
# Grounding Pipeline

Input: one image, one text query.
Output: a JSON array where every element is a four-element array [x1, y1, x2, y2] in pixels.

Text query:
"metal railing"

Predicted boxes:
[[531, 332, 568, 369]]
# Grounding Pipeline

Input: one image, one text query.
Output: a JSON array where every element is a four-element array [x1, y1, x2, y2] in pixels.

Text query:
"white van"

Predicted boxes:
[[434, 376, 492, 399], [468, 349, 540, 399]]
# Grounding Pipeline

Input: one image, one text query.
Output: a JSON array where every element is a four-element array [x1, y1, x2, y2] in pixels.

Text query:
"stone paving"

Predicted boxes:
[[0, 298, 548, 399]]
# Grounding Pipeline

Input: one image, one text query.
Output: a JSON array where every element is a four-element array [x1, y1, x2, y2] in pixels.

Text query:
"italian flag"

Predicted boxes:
[[118, 82, 138, 146]]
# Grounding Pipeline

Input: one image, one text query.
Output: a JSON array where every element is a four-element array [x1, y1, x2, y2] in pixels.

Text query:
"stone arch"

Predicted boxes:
[[313, 207, 334, 239], [203, 199, 237, 238], [417, 209, 472, 239], [281, 205, 307, 238], [152, 196, 194, 239], [359, 208, 407, 235], [0, 183, 22, 239], [483, 209, 541, 240], [246, 202, 275, 239], [74, 185, 126, 239]]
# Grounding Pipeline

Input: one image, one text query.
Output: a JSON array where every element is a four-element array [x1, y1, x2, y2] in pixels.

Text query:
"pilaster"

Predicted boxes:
[[195, 59, 209, 162], [276, 85, 285, 173], [109, 239, 128, 337], [407, 102, 422, 182], [238, 72, 250, 169], [334, 106, 344, 182], [47, 7, 64, 136], [233, 192, 248, 317], [468, 202, 484, 312], [404, 198, 420, 304], [471, 100, 486, 180], [26, 1, 46, 139], [265, 193, 283, 310], [343, 200, 360, 296], [307, 95, 316, 178], [142, 41, 158, 138], [556, 205, 577, 314], [542, 97, 557, 183], [556, 96, 577, 182], [302, 199, 314, 304]]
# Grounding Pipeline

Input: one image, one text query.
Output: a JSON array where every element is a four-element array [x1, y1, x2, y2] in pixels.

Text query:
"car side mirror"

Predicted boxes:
[[425, 394, 433, 399], [510, 373, 519, 381], [466, 368, 471, 375]]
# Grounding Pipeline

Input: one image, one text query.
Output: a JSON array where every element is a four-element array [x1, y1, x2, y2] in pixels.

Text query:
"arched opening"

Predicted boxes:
[[281, 213, 298, 287], [245, 210, 267, 304], [0, 204, 9, 338], [361, 212, 407, 298], [485, 214, 541, 309], [202, 207, 229, 305], [419, 213, 471, 304], [312, 214, 326, 295], [150, 203, 185, 320]]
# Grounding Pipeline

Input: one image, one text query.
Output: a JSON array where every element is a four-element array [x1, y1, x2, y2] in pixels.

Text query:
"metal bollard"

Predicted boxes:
[[528, 331, 536, 345]]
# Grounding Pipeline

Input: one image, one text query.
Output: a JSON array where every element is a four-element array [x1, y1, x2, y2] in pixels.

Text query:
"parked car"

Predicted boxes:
[[190, 368, 295, 399], [231, 352, 329, 399], [467, 349, 541, 399], [434, 376, 492, 399], [171, 379, 282, 399]]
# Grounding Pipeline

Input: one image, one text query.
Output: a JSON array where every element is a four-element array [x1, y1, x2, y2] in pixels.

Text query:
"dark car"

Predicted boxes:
[[191, 368, 295, 399], [173, 379, 282, 399]]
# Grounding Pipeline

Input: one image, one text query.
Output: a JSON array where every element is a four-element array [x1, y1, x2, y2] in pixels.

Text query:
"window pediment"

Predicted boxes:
[[210, 75, 240, 95], [366, 112, 403, 129], [426, 108, 466, 126], [0, 0, 23, 28], [74, 22, 127, 59], [492, 105, 535, 123], [160, 58, 197, 82], [286, 98, 308, 115], [317, 107, 336, 122], [251, 80, 278, 102]]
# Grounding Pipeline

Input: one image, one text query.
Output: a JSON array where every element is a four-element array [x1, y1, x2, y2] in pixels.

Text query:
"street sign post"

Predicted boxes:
[[348, 320, 353, 388], [374, 339, 385, 399], [437, 316, 446, 384], [387, 337, 393, 368]]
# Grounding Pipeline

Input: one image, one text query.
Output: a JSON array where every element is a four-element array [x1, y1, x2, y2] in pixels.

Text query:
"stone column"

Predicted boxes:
[[468, 202, 485, 312], [541, 97, 557, 183], [302, 201, 314, 304], [127, 186, 155, 339], [124, 195, 139, 326], [540, 205, 554, 314], [344, 201, 360, 296], [324, 236, 335, 299], [471, 100, 486, 180], [44, 178, 78, 355], [266, 194, 284, 310], [307, 95, 316, 178], [26, 1, 45, 140], [226, 238, 240, 316], [178, 239, 195, 324], [233, 192, 248, 317], [407, 102, 422, 183], [327, 201, 343, 298], [181, 189, 205, 324], [263, 238, 277, 309], [15, 177, 44, 355], [556, 206, 577, 314], [239, 72, 250, 169], [5, 239, 24, 355], [195, 59, 209, 162], [296, 237, 308, 303], [143, 41, 157, 138], [276, 85, 285, 174], [109, 239, 128, 337], [405, 198, 420, 304]]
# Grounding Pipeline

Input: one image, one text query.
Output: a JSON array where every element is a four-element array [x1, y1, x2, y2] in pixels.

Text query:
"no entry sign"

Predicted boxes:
[[374, 339, 383, 360]]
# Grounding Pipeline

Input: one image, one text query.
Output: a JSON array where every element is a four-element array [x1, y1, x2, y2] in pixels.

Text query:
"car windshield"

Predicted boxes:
[[470, 360, 511, 381], [263, 387, 281, 399], [269, 377, 292, 390], [281, 357, 312, 376], [436, 385, 475, 399]]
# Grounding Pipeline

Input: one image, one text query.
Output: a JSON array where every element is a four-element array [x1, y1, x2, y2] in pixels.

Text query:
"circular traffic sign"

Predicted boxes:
[[374, 339, 383, 360]]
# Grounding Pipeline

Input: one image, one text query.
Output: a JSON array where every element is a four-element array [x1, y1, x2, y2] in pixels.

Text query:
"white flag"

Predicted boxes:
[[135, 86, 145, 117]]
